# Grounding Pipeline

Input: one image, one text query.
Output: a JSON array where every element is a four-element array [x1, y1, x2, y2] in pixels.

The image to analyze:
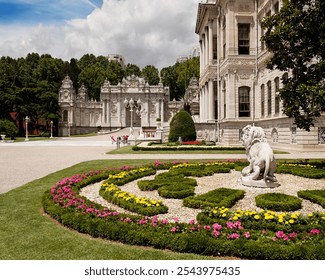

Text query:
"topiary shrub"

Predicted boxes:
[[168, 109, 196, 142], [255, 193, 302, 211], [0, 119, 18, 138], [183, 188, 245, 209], [158, 184, 195, 199], [298, 189, 325, 208]]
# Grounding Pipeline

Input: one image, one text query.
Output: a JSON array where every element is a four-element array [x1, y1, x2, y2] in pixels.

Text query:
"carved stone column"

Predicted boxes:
[[208, 19, 214, 65]]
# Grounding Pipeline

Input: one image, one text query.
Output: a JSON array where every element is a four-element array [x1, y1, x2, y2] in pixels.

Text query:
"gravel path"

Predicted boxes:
[[80, 170, 325, 223]]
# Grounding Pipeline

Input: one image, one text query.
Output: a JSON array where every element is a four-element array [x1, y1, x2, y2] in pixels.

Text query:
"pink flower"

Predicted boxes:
[[204, 225, 211, 231], [310, 228, 321, 235], [227, 233, 240, 239], [226, 221, 235, 229], [276, 231, 286, 238], [173, 218, 180, 223], [189, 219, 196, 225], [213, 223, 223, 231], [244, 232, 250, 239], [262, 229, 267, 235], [170, 227, 179, 233], [161, 219, 169, 224], [213, 230, 220, 237], [289, 233, 297, 239]]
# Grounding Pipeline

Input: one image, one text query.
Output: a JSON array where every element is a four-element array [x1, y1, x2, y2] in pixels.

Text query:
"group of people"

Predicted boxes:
[[110, 135, 129, 146]]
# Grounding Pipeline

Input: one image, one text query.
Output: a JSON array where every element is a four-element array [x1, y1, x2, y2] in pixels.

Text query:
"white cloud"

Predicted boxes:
[[0, 0, 200, 69]]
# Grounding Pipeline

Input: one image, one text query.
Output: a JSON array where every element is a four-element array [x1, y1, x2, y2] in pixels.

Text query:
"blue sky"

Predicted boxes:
[[0, 0, 200, 69], [0, 0, 103, 24]]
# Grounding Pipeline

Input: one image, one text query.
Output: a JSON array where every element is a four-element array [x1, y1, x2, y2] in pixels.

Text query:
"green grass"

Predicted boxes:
[[0, 159, 216, 260]]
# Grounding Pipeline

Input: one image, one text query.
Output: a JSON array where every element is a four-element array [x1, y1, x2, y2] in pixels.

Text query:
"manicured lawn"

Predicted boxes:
[[0, 159, 217, 260]]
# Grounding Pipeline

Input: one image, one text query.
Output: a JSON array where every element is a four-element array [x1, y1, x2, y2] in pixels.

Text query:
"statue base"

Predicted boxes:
[[240, 177, 279, 188]]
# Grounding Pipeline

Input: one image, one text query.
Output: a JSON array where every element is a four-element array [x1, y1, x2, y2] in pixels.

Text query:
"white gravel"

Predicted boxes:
[[80, 170, 325, 223]]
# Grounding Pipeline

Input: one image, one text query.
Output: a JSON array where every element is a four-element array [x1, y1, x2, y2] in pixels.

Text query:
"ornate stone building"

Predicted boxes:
[[195, 0, 325, 148], [58, 75, 173, 138]]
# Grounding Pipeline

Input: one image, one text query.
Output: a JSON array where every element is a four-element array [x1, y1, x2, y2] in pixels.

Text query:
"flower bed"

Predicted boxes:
[[42, 160, 325, 259]]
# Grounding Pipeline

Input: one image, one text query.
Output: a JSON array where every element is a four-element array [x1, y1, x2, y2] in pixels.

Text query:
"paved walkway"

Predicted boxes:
[[1, 134, 324, 194]]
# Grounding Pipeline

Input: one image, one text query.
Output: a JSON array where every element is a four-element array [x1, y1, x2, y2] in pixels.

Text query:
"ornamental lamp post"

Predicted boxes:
[[124, 97, 142, 141], [50, 120, 53, 138], [25, 116, 30, 141]]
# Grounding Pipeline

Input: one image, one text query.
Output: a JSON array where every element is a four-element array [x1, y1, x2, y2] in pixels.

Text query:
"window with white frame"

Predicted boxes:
[[239, 86, 250, 117], [238, 23, 250, 55]]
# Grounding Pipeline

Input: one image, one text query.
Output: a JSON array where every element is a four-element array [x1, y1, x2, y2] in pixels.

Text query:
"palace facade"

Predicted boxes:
[[58, 75, 200, 140], [195, 0, 325, 148]]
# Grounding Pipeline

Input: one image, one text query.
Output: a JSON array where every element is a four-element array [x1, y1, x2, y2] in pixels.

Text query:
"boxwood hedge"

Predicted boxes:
[[255, 193, 302, 211], [183, 188, 245, 209]]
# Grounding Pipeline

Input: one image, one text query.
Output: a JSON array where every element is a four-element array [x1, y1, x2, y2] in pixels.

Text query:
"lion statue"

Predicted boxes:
[[241, 125, 277, 187]]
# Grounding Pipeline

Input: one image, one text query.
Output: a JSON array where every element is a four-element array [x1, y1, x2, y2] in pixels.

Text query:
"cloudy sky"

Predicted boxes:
[[0, 0, 201, 69]]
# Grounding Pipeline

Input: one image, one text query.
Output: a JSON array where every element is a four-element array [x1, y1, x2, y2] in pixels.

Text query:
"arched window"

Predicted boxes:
[[239, 86, 250, 117], [63, 110, 68, 122]]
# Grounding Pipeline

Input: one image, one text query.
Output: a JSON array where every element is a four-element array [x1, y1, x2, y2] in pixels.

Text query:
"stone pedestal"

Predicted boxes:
[[240, 177, 279, 188]]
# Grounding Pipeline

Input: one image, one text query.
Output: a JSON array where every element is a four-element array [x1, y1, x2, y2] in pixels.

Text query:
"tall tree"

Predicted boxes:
[[78, 63, 107, 100], [175, 57, 200, 97], [262, 0, 325, 131], [141, 65, 160, 85], [160, 65, 182, 101], [161, 57, 199, 101], [125, 63, 141, 77]]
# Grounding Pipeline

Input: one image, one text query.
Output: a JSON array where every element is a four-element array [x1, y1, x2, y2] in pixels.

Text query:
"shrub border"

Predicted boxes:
[[42, 161, 325, 260]]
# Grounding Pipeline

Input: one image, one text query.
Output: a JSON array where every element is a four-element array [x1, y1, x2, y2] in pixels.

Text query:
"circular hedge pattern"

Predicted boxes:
[[42, 161, 325, 260], [255, 193, 302, 211]]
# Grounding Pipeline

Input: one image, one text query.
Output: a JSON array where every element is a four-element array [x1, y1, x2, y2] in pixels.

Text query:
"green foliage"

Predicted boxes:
[[41, 160, 325, 260], [161, 57, 199, 101], [125, 63, 141, 77], [183, 188, 245, 209], [255, 193, 302, 211], [141, 65, 160, 85], [276, 163, 325, 179], [99, 187, 168, 216], [0, 119, 18, 137], [168, 110, 196, 142], [262, 0, 325, 130], [158, 184, 196, 199], [298, 189, 325, 208]]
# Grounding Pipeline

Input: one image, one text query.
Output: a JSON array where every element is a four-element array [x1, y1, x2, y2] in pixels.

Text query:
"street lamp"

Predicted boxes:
[[25, 116, 30, 141], [124, 97, 142, 140], [50, 120, 53, 138]]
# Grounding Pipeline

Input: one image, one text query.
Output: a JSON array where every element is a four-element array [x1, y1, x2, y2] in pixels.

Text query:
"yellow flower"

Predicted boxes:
[[254, 215, 260, 220]]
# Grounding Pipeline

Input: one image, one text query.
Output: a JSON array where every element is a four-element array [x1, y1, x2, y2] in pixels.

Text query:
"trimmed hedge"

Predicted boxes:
[[183, 188, 245, 209], [42, 190, 325, 260], [132, 145, 245, 152], [42, 160, 325, 260], [298, 189, 325, 208], [276, 164, 325, 179], [158, 184, 195, 199], [99, 186, 168, 216], [255, 193, 302, 211], [168, 110, 196, 142]]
